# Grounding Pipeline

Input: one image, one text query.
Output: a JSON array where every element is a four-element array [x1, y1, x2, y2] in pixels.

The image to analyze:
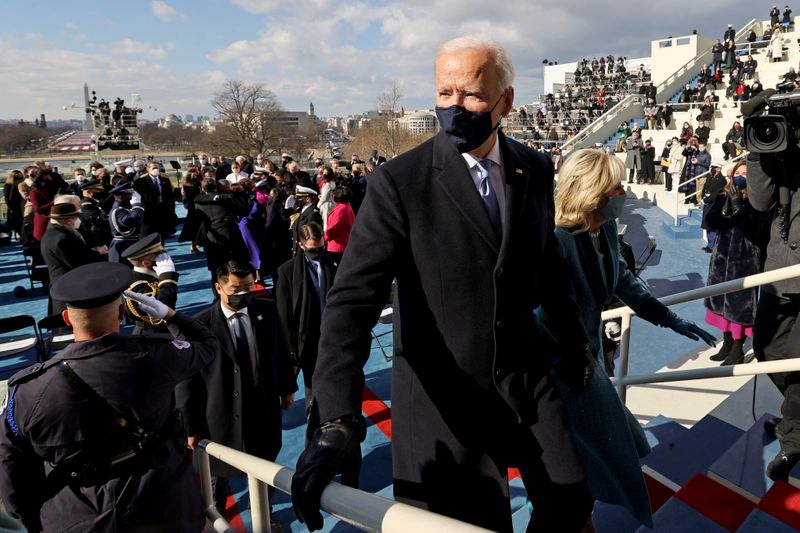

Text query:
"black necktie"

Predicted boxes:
[[232, 313, 256, 387]]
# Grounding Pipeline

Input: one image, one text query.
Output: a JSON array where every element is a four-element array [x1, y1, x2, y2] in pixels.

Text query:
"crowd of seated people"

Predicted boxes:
[[519, 56, 653, 141]]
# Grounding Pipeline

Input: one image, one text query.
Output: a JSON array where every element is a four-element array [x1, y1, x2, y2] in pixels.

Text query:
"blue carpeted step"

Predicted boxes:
[[707, 413, 780, 502], [593, 501, 644, 533], [736, 509, 800, 533], [635, 474, 756, 532], [661, 220, 703, 239], [641, 415, 743, 491], [689, 209, 704, 222], [643, 415, 689, 451], [633, 495, 729, 532]]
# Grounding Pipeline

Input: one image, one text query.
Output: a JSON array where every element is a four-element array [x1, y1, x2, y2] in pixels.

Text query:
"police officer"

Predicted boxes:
[[108, 181, 144, 263], [79, 178, 112, 249], [121, 233, 179, 335], [0, 262, 219, 532]]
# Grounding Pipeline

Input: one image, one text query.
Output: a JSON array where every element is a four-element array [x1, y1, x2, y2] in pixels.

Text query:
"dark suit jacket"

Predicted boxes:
[[275, 252, 338, 387], [40, 223, 104, 287], [312, 131, 590, 499], [194, 192, 250, 272], [175, 298, 297, 477], [133, 175, 177, 236]]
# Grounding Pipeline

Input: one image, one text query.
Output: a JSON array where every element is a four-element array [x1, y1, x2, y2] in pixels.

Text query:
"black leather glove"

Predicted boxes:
[[555, 344, 596, 391], [291, 415, 366, 531]]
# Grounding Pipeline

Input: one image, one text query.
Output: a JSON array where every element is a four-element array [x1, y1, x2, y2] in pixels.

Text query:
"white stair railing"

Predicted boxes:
[[194, 440, 492, 533], [602, 263, 800, 403]]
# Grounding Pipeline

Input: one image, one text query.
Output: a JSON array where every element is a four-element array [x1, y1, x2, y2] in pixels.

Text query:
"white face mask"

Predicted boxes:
[[148, 169, 160, 178], [24, 178, 33, 187], [72, 218, 82, 229]]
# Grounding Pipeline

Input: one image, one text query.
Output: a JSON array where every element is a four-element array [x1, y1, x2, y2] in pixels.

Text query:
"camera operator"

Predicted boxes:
[[745, 89, 800, 481]]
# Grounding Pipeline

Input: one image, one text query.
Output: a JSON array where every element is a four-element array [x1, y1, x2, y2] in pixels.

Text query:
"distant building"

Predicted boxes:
[[273, 110, 324, 131], [159, 113, 183, 128], [395, 110, 438, 134]]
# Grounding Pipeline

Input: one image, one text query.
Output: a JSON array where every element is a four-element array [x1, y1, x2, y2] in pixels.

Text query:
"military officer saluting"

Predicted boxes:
[[78, 178, 112, 249], [122, 233, 180, 336], [0, 262, 218, 532], [108, 180, 144, 263]]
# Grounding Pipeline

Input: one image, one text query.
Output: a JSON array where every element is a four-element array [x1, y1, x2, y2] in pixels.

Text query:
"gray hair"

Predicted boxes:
[[436, 36, 515, 92], [287, 161, 299, 172]]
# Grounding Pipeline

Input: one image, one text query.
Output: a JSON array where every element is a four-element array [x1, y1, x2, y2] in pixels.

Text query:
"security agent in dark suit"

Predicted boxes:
[[40, 196, 108, 314], [292, 37, 595, 533], [175, 261, 297, 514], [0, 263, 218, 532], [276, 222, 339, 440], [133, 161, 177, 238], [121, 233, 180, 336]]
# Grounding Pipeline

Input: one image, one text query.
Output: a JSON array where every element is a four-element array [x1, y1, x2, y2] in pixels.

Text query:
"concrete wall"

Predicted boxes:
[[650, 34, 717, 87]]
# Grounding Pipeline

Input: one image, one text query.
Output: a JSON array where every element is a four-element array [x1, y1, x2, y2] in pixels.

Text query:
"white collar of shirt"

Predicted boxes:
[[133, 266, 157, 277], [461, 135, 506, 229], [220, 301, 249, 320]]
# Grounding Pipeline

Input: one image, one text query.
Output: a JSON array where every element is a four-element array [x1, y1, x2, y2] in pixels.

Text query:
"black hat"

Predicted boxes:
[[121, 233, 164, 261], [50, 263, 133, 309], [79, 178, 105, 193], [109, 180, 133, 195]]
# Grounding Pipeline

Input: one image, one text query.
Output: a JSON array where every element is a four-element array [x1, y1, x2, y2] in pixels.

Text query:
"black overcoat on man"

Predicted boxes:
[[133, 175, 177, 237], [263, 202, 292, 285], [40, 223, 105, 312], [311, 131, 591, 531], [193, 192, 251, 274], [175, 298, 297, 478], [275, 252, 338, 388]]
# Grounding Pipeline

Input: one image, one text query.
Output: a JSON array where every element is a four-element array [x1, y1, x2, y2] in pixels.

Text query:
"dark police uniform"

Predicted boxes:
[[108, 180, 145, 264], [122, 234, 179, 336], [0, 263, 218, 532], [79, 179, 112, 249]]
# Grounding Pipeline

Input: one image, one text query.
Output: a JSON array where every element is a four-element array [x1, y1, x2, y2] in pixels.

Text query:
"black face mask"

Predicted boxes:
[[435, 94, 505, 153], [227, 291, 252, 310], [304, 246, 324, 261]]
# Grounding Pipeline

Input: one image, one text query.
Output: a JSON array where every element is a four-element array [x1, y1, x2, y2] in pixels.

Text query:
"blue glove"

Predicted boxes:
[[664, 312, 717, 347]]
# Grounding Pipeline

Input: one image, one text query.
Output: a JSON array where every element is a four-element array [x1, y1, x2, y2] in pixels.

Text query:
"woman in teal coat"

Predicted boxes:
[[539, 149, 716, 527]]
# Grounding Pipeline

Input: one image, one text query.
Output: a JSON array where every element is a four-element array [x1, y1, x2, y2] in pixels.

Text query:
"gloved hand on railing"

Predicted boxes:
[[554, 344, 596, 392], [292, 415, 366, 531], [662, 312, 717, 347]]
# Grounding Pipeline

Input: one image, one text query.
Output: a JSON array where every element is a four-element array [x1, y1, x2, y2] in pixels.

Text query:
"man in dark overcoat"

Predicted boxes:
[[291, 36, 595, 533], [133, 161, 177, 238], [175, 260, 297, 512], [275, 222, 338, 441]]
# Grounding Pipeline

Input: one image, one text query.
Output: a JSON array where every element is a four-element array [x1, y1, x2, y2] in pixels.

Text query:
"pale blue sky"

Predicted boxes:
[[0, 0, 770, 121]]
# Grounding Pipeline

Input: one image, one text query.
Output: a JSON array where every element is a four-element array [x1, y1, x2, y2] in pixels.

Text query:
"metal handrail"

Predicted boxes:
[[602, 263, 800, 402], [195, 441, 492, 533], [611, 358, 800, 388], [561, 94, 643, 152], [672, 151, 748, 224]]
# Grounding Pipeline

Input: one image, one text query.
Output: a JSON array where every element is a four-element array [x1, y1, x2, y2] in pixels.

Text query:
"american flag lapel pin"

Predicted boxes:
[[257, 315, 263, 321], [515, 168, 524, 174]]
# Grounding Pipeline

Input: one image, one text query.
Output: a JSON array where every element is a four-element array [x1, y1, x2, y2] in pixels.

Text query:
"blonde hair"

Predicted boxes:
[[555, 149, 625, 232]]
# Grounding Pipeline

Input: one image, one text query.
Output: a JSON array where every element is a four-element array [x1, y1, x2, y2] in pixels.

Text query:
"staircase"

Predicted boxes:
[[662, 206, 704, 239], [590, 412, 800, 532]]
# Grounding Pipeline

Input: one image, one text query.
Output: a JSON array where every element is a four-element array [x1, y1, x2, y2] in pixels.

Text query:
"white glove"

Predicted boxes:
[[604, 321, 622, 342], [153, 252, 175, 276], [123, 290, 170, 320], [130, 190, 142, 205]]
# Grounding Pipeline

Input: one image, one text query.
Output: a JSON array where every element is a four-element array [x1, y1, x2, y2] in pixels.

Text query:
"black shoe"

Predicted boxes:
[[702, 246, 712, 253], [764, 417, 785, 440], [767, 450, 800, 481], [710, 332, 733, 361], [721, 338, 745, 366]]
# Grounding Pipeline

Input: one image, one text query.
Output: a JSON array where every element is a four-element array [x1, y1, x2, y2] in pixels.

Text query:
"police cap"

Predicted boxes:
[[295, 185, 318, 197], [121, 233, 164, 261], [109, 180, 133, 195], [79, 178, 105, 193], [50, 263, 133, 309]]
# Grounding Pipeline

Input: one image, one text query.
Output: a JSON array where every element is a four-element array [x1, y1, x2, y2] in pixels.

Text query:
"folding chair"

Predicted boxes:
[[635, 235, 658, 280], [371, 307, 393, 362], [0, 315, 44, 377], [22, 246, 49, 292], [38, 313, 74, 359]]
